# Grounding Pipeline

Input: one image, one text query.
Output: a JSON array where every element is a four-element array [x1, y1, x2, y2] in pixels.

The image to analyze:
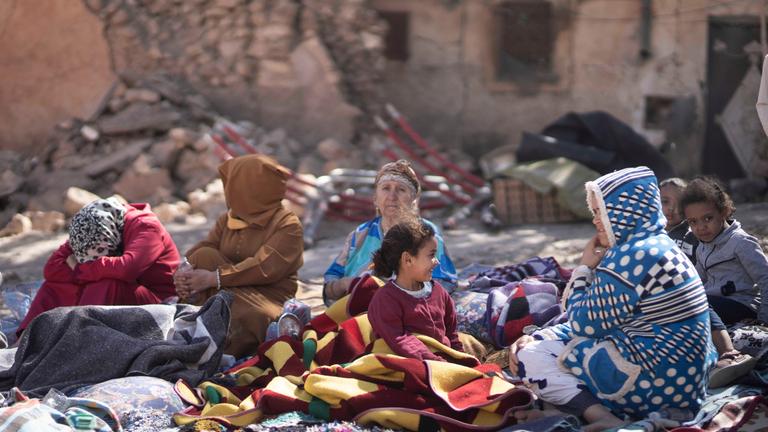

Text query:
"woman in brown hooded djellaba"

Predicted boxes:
[[174, 154, 304, 358]]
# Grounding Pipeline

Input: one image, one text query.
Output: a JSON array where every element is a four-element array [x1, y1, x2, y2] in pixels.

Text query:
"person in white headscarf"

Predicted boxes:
[[508, 167, 717, 429]]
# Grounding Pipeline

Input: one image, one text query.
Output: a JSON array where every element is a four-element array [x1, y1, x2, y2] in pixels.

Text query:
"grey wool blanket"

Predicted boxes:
[[0, 292, 231, 398]]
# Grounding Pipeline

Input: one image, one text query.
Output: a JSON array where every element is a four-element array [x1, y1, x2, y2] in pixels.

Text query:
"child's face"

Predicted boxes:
[[405, 237, 439, 282], [660, 185, 683, 229], [684, 201, 727, 243]]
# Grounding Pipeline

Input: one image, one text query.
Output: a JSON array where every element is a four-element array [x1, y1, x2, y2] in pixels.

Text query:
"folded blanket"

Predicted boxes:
[[0, 293, 232, 398]]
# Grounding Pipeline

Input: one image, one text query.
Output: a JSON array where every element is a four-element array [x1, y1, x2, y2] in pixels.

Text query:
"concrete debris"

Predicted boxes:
[[0, 0, 396, 236], [1, 71, 359, 238], [147, 139, 177, 168]]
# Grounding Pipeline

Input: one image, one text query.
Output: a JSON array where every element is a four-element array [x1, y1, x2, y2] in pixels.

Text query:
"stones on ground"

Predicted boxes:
[[0, 170, 23, 199], [23, 211, 66, 233], [148, 139, 177, 168], [2, 0, 393, 226], [97, 103, 182, 135], [0, 214, 32, 237], [153, 201, 192, 224], [113, 155, 174, 203], [64, 187, 101, 217], [123, 88, 161, 104], [85, 139, 153, 177], [80, 125, 100, 142], [174, 148, 220, 195], [187, 180, 226, 220]]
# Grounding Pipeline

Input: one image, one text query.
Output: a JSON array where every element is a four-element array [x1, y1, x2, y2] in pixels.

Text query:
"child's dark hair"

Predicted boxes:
[[371, 219, 435, 277], [679, 176, 735, 218]]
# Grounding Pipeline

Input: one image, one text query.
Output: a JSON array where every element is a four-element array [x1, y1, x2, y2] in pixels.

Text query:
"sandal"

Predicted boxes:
[[709, 350, 757, 388]]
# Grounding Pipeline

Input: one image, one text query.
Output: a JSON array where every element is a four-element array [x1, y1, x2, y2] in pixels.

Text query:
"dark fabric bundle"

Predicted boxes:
[[0, 293, 232, 398]]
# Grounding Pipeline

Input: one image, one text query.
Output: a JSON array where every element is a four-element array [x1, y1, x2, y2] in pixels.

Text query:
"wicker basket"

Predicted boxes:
[[492, 178, 580, 225]]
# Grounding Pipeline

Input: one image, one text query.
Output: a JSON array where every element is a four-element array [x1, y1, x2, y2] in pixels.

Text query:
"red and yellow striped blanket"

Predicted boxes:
[[173, 275, 535, 431]]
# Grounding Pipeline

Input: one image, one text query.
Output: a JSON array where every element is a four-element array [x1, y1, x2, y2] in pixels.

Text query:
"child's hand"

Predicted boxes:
[[507, 334, 535, 376], [580, 235, 606, 269]]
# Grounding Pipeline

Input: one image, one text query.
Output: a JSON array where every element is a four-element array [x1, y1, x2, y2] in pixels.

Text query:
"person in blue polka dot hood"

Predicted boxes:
[[508, 166, 717, 429]]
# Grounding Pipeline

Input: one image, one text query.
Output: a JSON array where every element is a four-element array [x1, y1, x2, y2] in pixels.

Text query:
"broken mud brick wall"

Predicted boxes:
[[0, 0, 396, 230], [84, 0, 387, 152]]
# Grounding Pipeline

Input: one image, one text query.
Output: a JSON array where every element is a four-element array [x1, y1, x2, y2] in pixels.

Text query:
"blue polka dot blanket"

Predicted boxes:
[[535, 166, 717, 419]]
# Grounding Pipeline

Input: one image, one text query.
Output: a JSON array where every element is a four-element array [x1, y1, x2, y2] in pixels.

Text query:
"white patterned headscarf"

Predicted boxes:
[[68, 198, 127, 263]]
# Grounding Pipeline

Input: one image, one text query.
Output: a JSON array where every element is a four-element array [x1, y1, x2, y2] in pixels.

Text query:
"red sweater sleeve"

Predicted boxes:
[[368, 286, 444, 362], [43, 242, 76, 283], [74, 220, 165, 283], [441, 286, 463, 351]]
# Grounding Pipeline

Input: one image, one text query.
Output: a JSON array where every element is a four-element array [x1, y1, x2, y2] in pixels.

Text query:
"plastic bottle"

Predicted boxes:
[[278, 313, 302, 339], [176, 257, 198, 304], [178, 257, 193, 273]]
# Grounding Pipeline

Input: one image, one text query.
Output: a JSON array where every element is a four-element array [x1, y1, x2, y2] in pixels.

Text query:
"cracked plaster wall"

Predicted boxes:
[[374, 0, 767, 177], [1, 0, 385, 160], [0, 1, 115, 156]]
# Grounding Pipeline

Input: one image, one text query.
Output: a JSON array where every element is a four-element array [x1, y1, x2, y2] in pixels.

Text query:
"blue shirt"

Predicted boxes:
[[324, 216, 457, 286]]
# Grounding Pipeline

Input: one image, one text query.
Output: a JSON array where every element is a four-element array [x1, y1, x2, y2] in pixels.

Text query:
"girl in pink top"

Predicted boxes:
[[367, 219, 466, 361]]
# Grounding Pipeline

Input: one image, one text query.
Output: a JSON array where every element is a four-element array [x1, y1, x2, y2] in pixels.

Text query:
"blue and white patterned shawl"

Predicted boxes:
[[323, 216, 456, 284], [537, 166, 717, 418]]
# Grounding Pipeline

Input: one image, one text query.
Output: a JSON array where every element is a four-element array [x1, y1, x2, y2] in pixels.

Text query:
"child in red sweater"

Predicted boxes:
[[367, 219, 465, 361]]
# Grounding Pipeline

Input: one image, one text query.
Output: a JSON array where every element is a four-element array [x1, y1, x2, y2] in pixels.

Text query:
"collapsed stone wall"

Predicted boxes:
[[84, 0, 387, 143], [1, 71, 353, 228], [1, 0, 392, 235]]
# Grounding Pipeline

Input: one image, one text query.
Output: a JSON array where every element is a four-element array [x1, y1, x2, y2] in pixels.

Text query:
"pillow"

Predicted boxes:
[[452, 290, 491, 344]]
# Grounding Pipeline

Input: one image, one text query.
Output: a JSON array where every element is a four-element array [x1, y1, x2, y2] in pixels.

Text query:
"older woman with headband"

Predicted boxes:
[[323, 159, 456, 305], [18, 198, 180, 335]]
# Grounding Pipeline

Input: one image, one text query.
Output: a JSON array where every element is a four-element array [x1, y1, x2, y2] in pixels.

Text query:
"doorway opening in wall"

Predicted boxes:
[[378, 10, 410, 62], [705, 16, 767, 181], [493, 0, 554, 82]]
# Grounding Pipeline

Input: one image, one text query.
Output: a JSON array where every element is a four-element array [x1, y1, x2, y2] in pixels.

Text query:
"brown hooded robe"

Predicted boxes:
[[186, 154, 304, 358]]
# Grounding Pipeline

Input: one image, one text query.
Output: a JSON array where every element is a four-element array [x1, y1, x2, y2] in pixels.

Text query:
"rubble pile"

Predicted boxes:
[[0, 74, 329, 236], [83, 0, 387, 143], [1, 0, 393, 236]]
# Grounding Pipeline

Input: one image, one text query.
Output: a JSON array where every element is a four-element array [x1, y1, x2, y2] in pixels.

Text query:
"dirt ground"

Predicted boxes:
[[2, 202, 767, 316]]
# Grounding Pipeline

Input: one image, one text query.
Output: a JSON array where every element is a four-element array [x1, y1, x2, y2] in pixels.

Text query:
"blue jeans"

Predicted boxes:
[[708, 295, 756, 325]]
